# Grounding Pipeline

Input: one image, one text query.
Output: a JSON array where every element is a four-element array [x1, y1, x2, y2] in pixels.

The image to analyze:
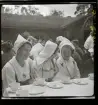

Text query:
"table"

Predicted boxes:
[[2, 78, 94, 98]]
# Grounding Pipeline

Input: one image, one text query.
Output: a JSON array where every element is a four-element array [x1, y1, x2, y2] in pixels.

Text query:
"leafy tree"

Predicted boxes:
[[74, 4, 95, 33], [74, 4, 93, 16], [49, 9, 64, 17]]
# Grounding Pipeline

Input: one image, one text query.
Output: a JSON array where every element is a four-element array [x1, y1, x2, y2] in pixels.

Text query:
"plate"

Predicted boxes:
[[46, 82, 63, 89], [29, 89, 45, 95], [72, 79, 88, 85]]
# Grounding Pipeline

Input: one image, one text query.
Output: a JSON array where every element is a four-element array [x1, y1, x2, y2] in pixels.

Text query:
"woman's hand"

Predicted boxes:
[[20, 79, 33, 85], [45, 78, 53, 82]]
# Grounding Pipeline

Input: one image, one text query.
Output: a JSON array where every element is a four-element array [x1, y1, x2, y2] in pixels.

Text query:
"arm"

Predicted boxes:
[[2, 65, 16, 90], [45, 59, 59, 82], [28, 58, 40, 81]]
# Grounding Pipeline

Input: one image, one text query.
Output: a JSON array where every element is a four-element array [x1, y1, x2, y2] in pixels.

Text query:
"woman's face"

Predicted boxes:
[[61, 45, 72, 61], [17, 43, 32, 60]]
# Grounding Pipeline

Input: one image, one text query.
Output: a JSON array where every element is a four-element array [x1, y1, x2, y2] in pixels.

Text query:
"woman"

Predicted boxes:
[[2, 35, 39, 90], [56, 36, 70, 46], [71, 39, 84, 59], [1, 41, 15, 68], [83, 48, 94, 77], [56, 36, 71, 60], [53, 41, 80, 81], [34, 40, 59, 82], [84, 32, 94, 51], [71, 40, 83, 70]]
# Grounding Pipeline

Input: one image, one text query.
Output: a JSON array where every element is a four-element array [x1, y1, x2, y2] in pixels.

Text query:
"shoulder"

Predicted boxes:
[[2, 61, 15, 76], [2, 61, 13, 70], [27, 57, 34, 64], [27, 57, 38, 69], [85, 35, 92, 43]]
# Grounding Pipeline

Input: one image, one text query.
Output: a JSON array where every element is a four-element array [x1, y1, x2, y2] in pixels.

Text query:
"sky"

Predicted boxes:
[[3, 4, 78, 17], [43, 4, 78, 17]]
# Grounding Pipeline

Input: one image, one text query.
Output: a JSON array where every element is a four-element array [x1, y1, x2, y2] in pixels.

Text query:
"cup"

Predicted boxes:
[[9, 82, 20, 92], [88, 73, 94, 80], [16, 90, 29, 97]]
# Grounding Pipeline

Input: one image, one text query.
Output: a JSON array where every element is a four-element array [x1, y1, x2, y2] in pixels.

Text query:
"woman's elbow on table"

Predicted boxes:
[[2, 66, 16, 90]]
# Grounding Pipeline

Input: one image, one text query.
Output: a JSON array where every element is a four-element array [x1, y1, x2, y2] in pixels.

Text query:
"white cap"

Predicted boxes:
[[36, 40, 57, 66], [30, 43, 44, 59], [13, 34, 31, 53]]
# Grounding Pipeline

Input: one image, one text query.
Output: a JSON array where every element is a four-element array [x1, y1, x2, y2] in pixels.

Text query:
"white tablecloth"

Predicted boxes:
[[2, 78, 94, 98]]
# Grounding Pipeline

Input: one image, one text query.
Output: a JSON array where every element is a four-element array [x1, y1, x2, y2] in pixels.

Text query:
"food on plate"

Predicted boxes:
[[61, 80, 72, 84], [46, 82, 63, 89], [72, 79, 88, 85]]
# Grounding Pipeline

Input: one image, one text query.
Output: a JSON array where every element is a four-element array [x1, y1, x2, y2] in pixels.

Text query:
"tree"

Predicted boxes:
[[49, 9, 64, 17], [74, 4, 92, 16], [3, 7, 12, 14], [2, 5, 43, 16], [74, 4, 95, 34]]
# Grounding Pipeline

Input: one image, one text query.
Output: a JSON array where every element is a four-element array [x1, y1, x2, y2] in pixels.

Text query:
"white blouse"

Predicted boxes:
[[84, 35, 94, 50], [53, 57, 80, 81], [2, 56, 38, 90]]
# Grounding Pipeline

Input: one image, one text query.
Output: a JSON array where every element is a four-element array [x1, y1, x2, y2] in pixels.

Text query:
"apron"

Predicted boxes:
[[8, 57, 32, 85]]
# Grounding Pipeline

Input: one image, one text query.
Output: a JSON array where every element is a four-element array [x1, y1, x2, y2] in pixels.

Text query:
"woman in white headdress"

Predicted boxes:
[[56, 36, 70, 43], [2, 35, 40, 91], [53, 40, 80, 81], [56, 36, 74, 60], [34, 40, 59, 82], [29, 43, 44, 60]]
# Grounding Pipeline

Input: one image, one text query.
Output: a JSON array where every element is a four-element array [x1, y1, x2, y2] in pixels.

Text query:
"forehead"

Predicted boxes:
[[61, 45, 72, 51], [20, 43, 32, 50]]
